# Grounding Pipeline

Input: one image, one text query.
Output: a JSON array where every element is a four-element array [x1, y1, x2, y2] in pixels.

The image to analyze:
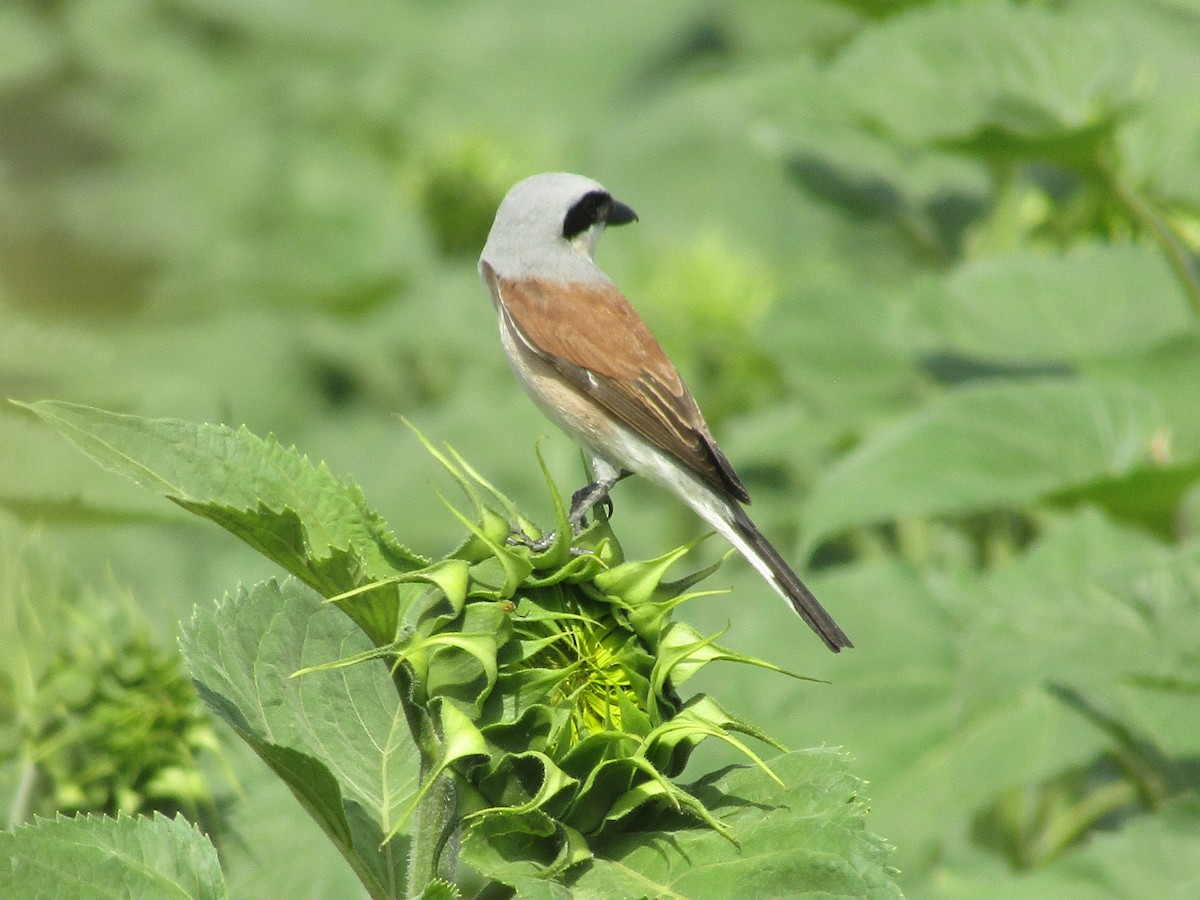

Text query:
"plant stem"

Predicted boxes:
[[392, 665, 459, 897], [406, 771, 458, 898], [1097, 153, 1200, 317], [6, 759, 37, 829], [1030, 778, 1136, 866]]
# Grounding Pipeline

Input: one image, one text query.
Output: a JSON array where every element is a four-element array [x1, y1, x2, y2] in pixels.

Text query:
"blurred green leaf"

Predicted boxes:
[[762, 282, 926, 439], [1107, 1, 1200, 208], [0, 7, 60, 87], [832, 1, 1139, 151], [1081, 334, 1200, 459], [774, 509, 1200, 878], [1053, 462, 1200, 540], [909, 242, 1195, 363], [803, 379, 1172, 552], [0, 813, 225, 900], [926, 794, 1200, 900]]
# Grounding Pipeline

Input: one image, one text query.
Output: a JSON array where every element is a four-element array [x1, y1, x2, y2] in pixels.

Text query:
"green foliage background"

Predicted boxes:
[[3, 0, 1200, 897]]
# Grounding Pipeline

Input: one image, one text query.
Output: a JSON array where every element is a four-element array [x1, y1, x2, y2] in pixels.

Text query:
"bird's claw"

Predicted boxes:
[[505, 530, 592, 557], [505, 530, 557, 553], [505, 479, 619, 557]]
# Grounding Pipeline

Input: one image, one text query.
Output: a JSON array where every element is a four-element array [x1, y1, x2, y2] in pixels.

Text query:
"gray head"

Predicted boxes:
[[480, 172, 638, 280]]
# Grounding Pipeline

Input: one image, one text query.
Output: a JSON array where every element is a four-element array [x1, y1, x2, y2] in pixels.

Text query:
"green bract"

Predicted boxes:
[[302, 434, 795, 868]]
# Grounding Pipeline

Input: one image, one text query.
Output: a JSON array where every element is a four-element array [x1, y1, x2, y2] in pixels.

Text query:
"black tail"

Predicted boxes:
[[730, 506, 853, 652]]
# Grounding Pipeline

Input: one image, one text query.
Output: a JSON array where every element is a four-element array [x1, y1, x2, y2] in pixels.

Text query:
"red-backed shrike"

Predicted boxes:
[[479, 173, 852, 652]]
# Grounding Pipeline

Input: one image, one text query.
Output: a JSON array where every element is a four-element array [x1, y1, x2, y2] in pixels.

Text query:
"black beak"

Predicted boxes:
[[604, 199, 638, 226]]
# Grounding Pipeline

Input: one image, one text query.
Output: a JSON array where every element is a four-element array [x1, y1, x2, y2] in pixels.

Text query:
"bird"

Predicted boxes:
[[478, 173, 852, 652]]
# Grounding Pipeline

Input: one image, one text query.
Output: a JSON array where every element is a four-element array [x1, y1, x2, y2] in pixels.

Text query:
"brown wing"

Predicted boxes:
[[482, 261, 750, 503]]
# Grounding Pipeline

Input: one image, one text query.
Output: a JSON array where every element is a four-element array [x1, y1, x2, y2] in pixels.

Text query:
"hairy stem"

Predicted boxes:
[[393, 665, 459, 897], [406, 772, 458, 898]]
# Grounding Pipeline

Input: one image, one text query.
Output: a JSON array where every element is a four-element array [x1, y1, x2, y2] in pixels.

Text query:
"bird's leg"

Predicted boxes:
[[508, 459, 628, 553], [567, 478, 620, 530], [567, 458, 629, 531]]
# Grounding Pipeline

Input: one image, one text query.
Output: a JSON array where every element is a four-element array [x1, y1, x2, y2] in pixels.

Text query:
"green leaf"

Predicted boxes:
[[1081, 334, 1200, 459], [1104, 2, 1200, 209], [556, 750, 899, 899], [0, 412, 178, 525], [0, 6, 59, 88], [1052, 460, 1200, 540], [470, 751, 580, 821], [18, 401, 423, 578], [833, 1, 1139, 151], [925, 794, 1200, 899], [1124, 64, 1200, 206], [180, 578, 417, 899], [423, 602, 509, 715], [216, 741, 368, 899], [0, 813, 226, 900], [909, 243, 1194, 363], [803, 378, 1170, 552], [758, 282, 927, 439], [1011, 793, 1200, 898], [764, 509, 1200, 881], [17, 400, 426, 642], [652, 620, 808, 692]]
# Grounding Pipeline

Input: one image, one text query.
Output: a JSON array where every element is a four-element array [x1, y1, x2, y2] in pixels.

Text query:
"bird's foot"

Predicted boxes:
[[505, 472, 624, 556], [505, 530, 556, 553], [567, 481, 616, 531], [505, 529, 591, 557]]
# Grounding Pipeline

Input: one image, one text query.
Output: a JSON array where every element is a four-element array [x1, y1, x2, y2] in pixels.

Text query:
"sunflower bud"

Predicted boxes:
[[315, 438, 796, 871]]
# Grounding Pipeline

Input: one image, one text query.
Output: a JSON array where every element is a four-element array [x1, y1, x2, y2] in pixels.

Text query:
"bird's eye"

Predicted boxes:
[[562, 191, 610, 240]]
